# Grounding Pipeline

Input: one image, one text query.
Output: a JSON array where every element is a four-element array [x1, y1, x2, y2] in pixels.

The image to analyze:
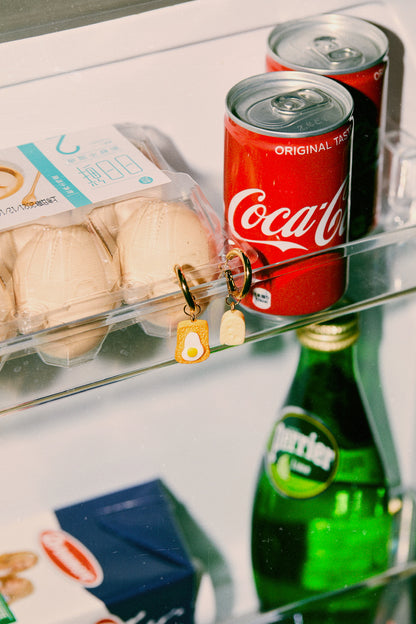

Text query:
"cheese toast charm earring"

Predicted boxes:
[[174, 265, 210, 364], [220, 249, 252, 346]]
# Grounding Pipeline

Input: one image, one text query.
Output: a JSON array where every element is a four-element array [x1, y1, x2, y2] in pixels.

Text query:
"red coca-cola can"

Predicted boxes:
[[224, 71, 353, 317], [266, 14, 389, 240]]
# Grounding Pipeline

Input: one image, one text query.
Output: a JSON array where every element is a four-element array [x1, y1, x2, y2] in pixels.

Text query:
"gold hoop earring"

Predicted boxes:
[[220, 249, 252, 346], [174, 265, 210, 364]]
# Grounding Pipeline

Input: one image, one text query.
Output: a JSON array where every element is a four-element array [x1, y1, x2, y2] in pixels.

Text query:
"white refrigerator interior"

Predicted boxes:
[[1, 0, 416, 621]]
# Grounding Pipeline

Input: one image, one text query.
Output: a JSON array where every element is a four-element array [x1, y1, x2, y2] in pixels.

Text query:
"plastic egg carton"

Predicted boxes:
[[0, 123, 227, 369]]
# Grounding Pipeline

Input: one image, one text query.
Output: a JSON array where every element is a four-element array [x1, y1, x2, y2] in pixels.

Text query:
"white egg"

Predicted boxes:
[[13, 224, 121, 365], [117, 198, 217, 299], [116, 197, 219, 332], [181, 331, 204, 362]]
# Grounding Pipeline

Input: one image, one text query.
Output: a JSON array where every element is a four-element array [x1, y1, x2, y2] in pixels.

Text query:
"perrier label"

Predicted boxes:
[[267, 409, 339, 499]]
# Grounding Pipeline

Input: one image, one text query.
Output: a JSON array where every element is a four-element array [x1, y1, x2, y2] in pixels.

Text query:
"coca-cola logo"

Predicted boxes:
[[227, 178, 348, 253], [40, 529, 103, 587]]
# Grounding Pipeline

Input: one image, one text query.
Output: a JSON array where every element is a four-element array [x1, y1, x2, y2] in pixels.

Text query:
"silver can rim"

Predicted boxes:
[[225, 70, 354, 138], [267, 13, 389, 76]]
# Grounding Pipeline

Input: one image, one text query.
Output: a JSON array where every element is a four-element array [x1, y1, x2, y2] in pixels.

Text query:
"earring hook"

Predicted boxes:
[[174, 265, 201, 320], [224, 249, 252, 303]]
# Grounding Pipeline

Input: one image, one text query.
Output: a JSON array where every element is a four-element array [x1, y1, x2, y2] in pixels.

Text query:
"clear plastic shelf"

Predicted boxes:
[[219, 487, 416, 624], [1, 223, 416, 416], [381, 129, 416, 227], [222, 561, 416, 623]]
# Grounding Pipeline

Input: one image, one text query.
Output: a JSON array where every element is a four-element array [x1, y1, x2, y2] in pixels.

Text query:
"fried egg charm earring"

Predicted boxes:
[[220, 249, 252, 346], [174, 265, 210, 364]]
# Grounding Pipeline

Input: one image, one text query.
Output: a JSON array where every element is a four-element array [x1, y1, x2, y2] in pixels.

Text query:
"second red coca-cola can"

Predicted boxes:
[[266, 14, 389, 240], [224, 71, 354, 317]]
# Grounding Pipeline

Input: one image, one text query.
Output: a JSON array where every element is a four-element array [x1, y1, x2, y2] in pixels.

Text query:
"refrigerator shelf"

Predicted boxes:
[[0, 222, 416, 416], [222, 560, 416, 624], [0, 0, 414, 418], [1, 2, 416, 624]]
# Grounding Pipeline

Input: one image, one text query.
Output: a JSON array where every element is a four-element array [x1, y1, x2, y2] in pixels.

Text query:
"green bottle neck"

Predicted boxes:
[[285, 339, 374, 447], [297, 342, 356, 377]]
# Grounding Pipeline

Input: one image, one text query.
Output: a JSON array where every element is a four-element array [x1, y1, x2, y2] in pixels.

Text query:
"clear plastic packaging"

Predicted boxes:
[[0, 124, 226, 368], [381, 129, 416, 227]]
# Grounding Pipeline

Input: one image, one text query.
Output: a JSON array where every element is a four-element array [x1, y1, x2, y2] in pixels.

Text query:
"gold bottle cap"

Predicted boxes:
[[296, 313, 360, 352]]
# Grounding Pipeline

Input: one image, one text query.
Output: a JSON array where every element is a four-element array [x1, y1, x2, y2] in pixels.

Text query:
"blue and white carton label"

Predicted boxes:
[[0, 126, 170, 231]]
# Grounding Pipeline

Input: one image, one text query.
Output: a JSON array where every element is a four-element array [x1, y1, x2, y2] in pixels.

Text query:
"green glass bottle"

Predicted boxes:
[[251, 314, 396, 621]]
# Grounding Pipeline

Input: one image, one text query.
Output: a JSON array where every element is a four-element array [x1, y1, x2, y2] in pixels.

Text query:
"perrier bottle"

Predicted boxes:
[[251, 313, 396, 621]]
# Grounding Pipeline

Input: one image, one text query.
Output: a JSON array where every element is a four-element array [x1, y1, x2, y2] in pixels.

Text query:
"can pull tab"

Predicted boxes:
[[271, 88, 330, 116], [313, 36, 363, 66]]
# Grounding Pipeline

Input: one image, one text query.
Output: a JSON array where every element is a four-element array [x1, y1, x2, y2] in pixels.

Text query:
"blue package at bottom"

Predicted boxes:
[[54, 479, 197, 623], [0, 479, 198, 624]]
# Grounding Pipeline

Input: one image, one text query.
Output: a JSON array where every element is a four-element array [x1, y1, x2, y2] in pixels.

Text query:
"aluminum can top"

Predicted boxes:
[[226, 71, 353, 138], [267, 14, 388, 76]]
